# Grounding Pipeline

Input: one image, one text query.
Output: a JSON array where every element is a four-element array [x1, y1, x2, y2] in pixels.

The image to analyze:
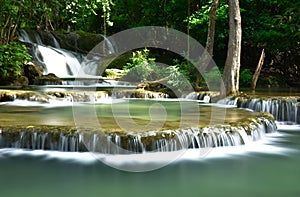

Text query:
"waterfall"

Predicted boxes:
[[18, 29, 60, 48], [33, 45, 82, 77], [18, 29, 43, 45], [0, 113, 276, 153], [219, 96, 300, 124], [18, 29, 115, 78], [181, 92, 220, 103]]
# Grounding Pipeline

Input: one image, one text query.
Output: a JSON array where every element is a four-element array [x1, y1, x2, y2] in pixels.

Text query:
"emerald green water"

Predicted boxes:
[[0, 99, 255, 131], [0, 97, 299, 196]]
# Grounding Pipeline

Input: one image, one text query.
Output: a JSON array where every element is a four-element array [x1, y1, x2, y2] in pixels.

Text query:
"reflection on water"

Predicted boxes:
[[242, 87, 300, 96], [0, 126, 299, 197], [0, 99, 257, 129]]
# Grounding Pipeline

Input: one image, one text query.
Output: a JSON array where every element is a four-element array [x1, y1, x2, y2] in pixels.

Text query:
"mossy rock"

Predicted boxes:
[[13, 76, 29, 86], [34, 73, 62, 85], [23, 62, 43, 85], [53, 31, 106, 54]]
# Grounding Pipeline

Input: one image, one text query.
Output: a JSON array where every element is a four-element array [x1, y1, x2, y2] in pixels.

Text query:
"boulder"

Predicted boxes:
[[23, 62, 43, 85], [34, 73, 62, 85]]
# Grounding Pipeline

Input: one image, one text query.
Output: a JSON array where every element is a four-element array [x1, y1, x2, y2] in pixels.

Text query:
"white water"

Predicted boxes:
[[36, 45, 82, 77], [219, 96, 300, 124], [0, 131, 291, 165], [19, 29, 115, 79], [181, 92, 212, 103]]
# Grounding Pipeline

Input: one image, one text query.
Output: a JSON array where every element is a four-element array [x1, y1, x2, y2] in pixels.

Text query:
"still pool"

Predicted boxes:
[[0, 125, 299, 197]]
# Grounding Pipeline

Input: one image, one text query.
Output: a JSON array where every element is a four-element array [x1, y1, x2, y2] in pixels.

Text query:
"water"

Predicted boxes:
[[0, 96, 298, 196], [8, 30, 300, 196], [1, 99, 274, 153], [218, 95, 300, 124], [18, 29, 115, 79], [0, 95, 299, 196], [0, 126, 299, 197]]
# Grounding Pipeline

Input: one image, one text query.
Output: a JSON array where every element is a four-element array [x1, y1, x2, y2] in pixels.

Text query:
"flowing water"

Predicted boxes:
[[0, 95, 299, 196], [0, 127, 299, 197], [1, 30, 298, 196], [1, 99, 274, 152], [18, 29, 115, 79]]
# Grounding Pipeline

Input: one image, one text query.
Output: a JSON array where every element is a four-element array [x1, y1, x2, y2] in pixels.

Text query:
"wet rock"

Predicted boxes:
[[0, 90, 51, 103], [0, 92, 15, 102], [112, 89, 169, 99], [23, 62, 43, 85], [53, 31, 105, 53], [13, 76, 29, 86], [34, 73, 62, 85]]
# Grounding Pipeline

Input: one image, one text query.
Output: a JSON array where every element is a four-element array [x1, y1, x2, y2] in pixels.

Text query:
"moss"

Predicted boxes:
[[53, 31, 106, 54]]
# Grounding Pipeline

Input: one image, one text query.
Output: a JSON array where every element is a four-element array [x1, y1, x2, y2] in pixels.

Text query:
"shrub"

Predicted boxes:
[[239, 68, 253, 87], [0, 42, 31, 84], [123, 49, 157, 81], [123, 49, 191, 92]]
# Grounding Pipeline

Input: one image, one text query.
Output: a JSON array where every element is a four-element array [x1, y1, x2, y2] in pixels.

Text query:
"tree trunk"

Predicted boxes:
[[205, 0, 219, 56], [195, 0, 219, 90], [221, 0, 242, 96], [251, 49, 265, 91]]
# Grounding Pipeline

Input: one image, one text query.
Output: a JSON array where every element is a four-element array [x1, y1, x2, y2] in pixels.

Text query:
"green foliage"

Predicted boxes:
[[63, 0, 114, 31], [239, 68, 253, 87], [0, 0, 114, 37], [124, 49, 158, 82], [0, 42, 31, 79], [124, 49, 155, 70], [123, 49, 191, 92], [103, 69, 124, 79], [241, 0, 299, 52], [188, 0, 229, 50], [164, 65, 191, 92], [1, 0, 298, 87], [110, 0, 189, 33], [172, 60, 197, 85], [201, 66, 223, 87]]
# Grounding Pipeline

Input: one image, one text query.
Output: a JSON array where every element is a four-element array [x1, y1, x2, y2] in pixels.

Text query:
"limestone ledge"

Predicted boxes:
[[0, 89, 171, 103], [0, 112, 276, 153]]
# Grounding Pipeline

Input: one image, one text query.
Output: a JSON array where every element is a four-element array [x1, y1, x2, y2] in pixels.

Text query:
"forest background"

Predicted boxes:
[[0, 0, 299, 92]]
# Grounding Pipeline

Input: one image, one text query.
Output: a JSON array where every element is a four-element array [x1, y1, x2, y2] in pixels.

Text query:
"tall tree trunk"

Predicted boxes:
[[195, 0, 219, 90], [221, 0, 242, 96]]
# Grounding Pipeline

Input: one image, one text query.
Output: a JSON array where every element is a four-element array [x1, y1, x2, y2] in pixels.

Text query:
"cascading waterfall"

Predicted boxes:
[[219, 96, 300, 124], [0, 113, 276, 154], [18, 29, 115, 78], [181, 92, 219, 103], [32, 45, 82, 77], [182, 92, 210, 102]]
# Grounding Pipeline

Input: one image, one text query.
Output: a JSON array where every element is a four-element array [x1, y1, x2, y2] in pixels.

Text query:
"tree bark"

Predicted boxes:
[[221, 0, 242, 96], [205, 0, 219, 56], [251, 49, 265, 91], [195, 0, 219, 90]]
